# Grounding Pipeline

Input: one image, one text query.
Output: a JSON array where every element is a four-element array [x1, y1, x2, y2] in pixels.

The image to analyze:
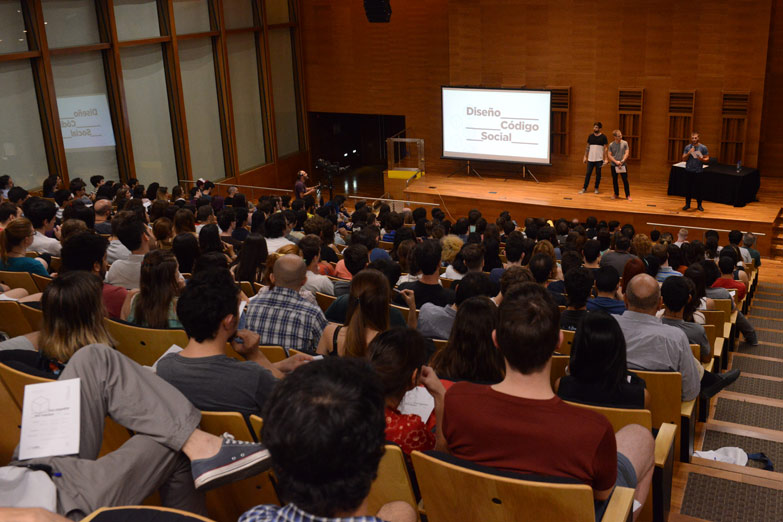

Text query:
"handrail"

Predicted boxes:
[[178, 179, 291, 193], [646, 222, 766, 236], [348, 195, 438, 207]]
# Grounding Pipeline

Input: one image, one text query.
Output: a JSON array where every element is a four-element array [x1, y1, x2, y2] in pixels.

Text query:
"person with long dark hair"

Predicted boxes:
[[172, 232, 200, 274], [121, 249, 183, 329], [232, 233, 269, 284], [369, 327, 446, 455], [430, 296, 504, 385], [557, 311, 648, 409]]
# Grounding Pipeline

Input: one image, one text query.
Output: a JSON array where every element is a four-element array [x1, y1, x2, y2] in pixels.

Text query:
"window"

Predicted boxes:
[[114, 0, 161, 41], [178, 38, 225, 180], [0, 61, 50, 188], [0, 0, 29, 54], [41, 0, 101, 49], [226, 33, 267, 170], [120, 45, 177, 187], [223, 0, 255, 29], [266, 0, 290, 24], [268, 28, 301, 157], [173, 0, 211, 34]]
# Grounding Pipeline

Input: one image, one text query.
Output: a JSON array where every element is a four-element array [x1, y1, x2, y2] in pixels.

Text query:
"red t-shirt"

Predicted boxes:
[[443, 381, 617, 491], [103, 283, 128, 319], [385, 406, 436, 455], [711, 278, 746, 300], [333, 259, 353, 280]]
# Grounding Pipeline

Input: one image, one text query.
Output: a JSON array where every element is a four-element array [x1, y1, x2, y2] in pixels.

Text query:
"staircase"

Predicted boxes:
[[771, 209, 783, 259]]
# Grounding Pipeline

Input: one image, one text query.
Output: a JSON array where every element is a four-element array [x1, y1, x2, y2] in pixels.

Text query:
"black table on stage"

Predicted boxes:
[[667, 163, 760, 207]]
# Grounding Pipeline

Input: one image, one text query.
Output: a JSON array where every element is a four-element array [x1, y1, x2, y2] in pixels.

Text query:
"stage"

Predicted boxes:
[[398, 171, 783, 256]]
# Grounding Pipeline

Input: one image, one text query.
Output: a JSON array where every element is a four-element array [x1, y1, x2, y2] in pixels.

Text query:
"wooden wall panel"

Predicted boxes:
[[758, 1, 783, 176], [300, 0, 773, 186]]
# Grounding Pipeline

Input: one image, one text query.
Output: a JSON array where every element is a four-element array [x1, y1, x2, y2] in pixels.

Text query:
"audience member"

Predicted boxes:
[[240, 254, 327, 354], [27, 198, 62, 256], [298, 234, 334, 296], [558, 311, 648, 409], [489, 230, 526, 283], [615, 274, 739, 400], [264, 212, 294, 253], [0, 218, 49, 276], [660, 276, 711, 362], [529, 252, 567, 306], [743, 232, 761, 267], [93, 199, 113, 234], [587, 266, 626, 315], [106, 211, 132, 264], [418, 272, 494, 340], [712, 255, 747, 301], [120, 249, 183, 329], [105, 213, 150, 289], [334, 243, 369, 295], [560, 267, 594, 331], [397, 240, 455, 308], [369, 328, 445, 455], [652, 242, 682, 282], [442, 282, 654, 519]]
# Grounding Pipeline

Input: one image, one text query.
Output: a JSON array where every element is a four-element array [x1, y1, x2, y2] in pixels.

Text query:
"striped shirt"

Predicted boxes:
[[240, 504, 385, 522], [238, 286, 327, 354]]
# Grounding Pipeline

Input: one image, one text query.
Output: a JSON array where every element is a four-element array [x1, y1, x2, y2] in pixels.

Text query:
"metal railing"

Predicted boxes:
[[348, 195, 438, 207], [646, 222, 766, 236]]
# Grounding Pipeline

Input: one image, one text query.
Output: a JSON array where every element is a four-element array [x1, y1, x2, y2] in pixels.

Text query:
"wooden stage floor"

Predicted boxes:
[[402, 172, 783, 254]]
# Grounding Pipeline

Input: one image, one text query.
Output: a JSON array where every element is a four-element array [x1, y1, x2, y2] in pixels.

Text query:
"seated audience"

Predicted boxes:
[[299, 234, 335, 296], [120, 249, 184, 329], [418, 272, 494, 340], [600, 234, 635, 276], [397, 239, 455, 309], [489, 230, 526, 284], [0, 201, 20, 231], [157, 268, 309, 417], [560, 267, 594, 331], [582, 239, 602, 272], [440, 234, 463, 267], [700, 259, 758, 345], [558, 311, 648, 409], [239, 357, 416, 522], [173, 208, 197, 236], [105, 213, 150, 289], [264, 212, 294, 253], [493, 265, 535, 306], [0, 218, 49, 276], [652, 242, 682, 282], [61, 231, 127, 319], [152, 217, 174, 248], [231, 233, 268, 284], [431, 295, 504, 384], [712, 254, 747, 301], [615, 274, 739, 401], [587, 266, 626, 315], [27, 198, 62, 256], [172, 232, 200, 274], [442, 282, 654, 520], [444, 243, 484, 280], [334, 243, 369, 295], [660, 276, 711, 362], [239, 254, 327, 354], [743, 232, 761, 267], [106, 211, 132, 264], [369, 328, 445, 455], [529, 252, 567, 306]]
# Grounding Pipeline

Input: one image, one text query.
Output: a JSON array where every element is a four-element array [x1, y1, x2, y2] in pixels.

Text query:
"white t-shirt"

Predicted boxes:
[[303, 271, 335, 296], [266, 236, 295, 253], [443, 265, 464, 280]]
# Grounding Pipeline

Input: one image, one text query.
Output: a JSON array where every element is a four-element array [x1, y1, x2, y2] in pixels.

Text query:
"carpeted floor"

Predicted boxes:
[[701, 430, 783, 470], [680, 473, 783, 521], [714, 398, 783, 431], [738, 342, 783, 360], [754, 293, 783, 302], [752, 300, 783, 309], [730, 356, 783, 378], [748, 327, 783, 344], [746, 307, 783, 319], [727, 375, 783, 400]]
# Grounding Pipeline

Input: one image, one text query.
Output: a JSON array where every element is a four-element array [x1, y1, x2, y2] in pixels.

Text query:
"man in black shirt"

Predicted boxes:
[[579, 122, 608, 194], [396, 239, 455, 308], [560, 267, 594, 331]]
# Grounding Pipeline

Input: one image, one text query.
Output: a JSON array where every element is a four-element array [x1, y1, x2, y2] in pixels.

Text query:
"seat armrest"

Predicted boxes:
[[603, 486, 635, 522], [681, 399, 696, 418], [654, 423, 677, 468], [713, 337, 724, 358]]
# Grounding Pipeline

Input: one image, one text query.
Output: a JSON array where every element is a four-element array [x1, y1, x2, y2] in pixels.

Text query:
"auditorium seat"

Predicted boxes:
[[557, 329, 575, 355], [31, 273, 52, 293], [411, 450, 635, 522], [0, 301, 33, 338], [0, 270, 39, 295], [366, 445, 419, 520], [81, 506, 216, 522], [103, 319, 188, 367], [258, 345, 287, 363]]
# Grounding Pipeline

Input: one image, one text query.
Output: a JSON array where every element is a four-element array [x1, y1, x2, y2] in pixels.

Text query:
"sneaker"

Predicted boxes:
[[699, 369, 741, 399], [578, 189, 585, 194], [682, 205, 690, 211], [611, 195, 617, 200], [626, 196, 632, 201], [594, 189, 600, 194], [697, 205, 704, 212], [191, 433, 272, 491]]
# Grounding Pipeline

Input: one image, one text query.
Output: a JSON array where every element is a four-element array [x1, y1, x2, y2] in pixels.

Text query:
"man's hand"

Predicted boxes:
[[582, 156, 587, 164], [53, 225, 61, 241], [273, 353, 313, 374], [231, 329, 260, 358], [399, 289, 416, 309]]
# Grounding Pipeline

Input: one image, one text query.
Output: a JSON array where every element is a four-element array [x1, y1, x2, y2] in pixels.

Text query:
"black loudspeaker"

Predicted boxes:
[[364, 0, 391, 23]]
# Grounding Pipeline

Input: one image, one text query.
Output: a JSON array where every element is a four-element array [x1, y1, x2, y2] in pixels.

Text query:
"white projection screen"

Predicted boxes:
[[442, 86, 551, 165]]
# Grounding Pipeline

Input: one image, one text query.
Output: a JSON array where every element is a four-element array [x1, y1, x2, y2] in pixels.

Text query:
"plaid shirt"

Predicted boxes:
[[240, 504, 386, 522], [239, 286, 327, 354]]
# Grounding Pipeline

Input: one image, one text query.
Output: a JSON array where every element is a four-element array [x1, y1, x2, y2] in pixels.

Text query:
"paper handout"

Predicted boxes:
[[18, 378, 80, 461], [399, 385, 435, 423]]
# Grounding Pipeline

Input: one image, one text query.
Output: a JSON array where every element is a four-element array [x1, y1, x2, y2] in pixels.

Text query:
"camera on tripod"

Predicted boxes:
[[315, 158, 349, 177]]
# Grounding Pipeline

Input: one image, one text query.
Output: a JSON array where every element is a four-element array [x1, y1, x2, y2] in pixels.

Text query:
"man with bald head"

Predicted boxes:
[[93, 199, 113, 234], [239, 254, 327, 354], [614, 274, 739, 401]]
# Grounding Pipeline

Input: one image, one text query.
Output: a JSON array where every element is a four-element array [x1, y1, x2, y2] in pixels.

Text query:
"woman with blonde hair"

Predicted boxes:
[[631, 233, 653, 260], [121, 249, 183, 329], [0, 218, 49, 276], [440, 234, 463, 266], [317, 268, 415, 358]]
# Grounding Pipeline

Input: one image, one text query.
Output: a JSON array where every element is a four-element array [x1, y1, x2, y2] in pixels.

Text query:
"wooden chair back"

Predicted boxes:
[[629, 369, 686, 457], [103, 319, 188, 367], [712, 299, 732, 319], [198, 411, 279, 521], [701, 310, 725, 335], [703, 324, 717, 352], [0, 375, 22, 465], [259, 345, 287, 363], [432, 339, 448, 352], [81, 506, 216, 521], [0, 301, 33, 338], [239, 281, 255, 297], [253, 282, 264, 294], [440, 277, 455, 289], [558, 329, 575, 355], [18, 302, 43, 331], [391, 304, 410, 322], [0, 271, 40, 295], [49, 256, 62, 273], [367, 445, 419, 518], [379, 240, 394, 251], [249, 414, 264, 441], [564, 402, 653, 432], [315, 291, 337, 313], [550, 355, 569, 390], [689, 344, 700, 360], [31, 273, 52, 293], [411, 450, 631, 522]]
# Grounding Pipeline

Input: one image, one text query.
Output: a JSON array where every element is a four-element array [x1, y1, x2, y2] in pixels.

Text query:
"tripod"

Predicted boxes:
[[447, 160, 483, 179], [520, 164, 539, 183]]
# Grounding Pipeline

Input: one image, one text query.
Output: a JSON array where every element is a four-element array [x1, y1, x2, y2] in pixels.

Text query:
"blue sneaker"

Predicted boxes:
[[191, 433, 272, 491]]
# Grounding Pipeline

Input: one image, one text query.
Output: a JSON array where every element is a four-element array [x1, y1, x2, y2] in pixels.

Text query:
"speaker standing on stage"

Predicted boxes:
[[579, 122, 608, 194], [608, 130, 631, 201], [294, 170, 316, 200], [681, 133, 710, 212]]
